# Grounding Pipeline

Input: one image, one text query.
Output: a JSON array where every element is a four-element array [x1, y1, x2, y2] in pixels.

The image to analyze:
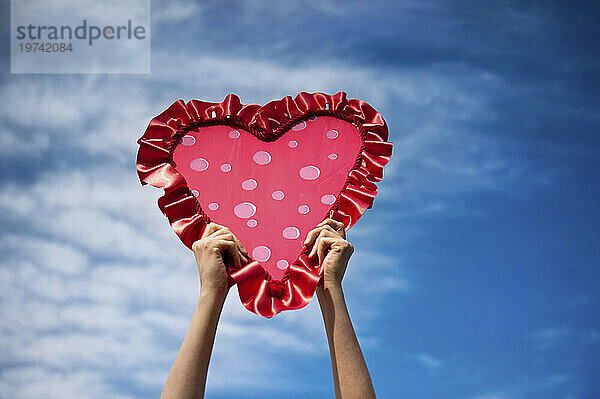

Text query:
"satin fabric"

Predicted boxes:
[[136, 92, 393, 318]]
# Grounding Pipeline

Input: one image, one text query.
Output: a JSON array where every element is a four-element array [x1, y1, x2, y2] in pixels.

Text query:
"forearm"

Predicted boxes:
[[317, 283, 376, 399], [161, 290, 226, 399]]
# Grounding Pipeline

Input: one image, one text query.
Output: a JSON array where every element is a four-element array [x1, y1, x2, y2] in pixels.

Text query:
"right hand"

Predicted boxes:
[[191, 223, 248, 298], [304, 219, 354, 287]]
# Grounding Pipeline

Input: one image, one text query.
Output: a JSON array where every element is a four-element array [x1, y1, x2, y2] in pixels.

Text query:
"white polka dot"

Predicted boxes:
[[220, 163, 232, 172], [326, 129, 339, 139], [229, 130, 240, 138], [299, 165, 321, 180], [247, 219, 257, 228], [272, 190, 285, 200], [283, 226, 300, 239], [181, 135, 195, 146], [234, 202, 256, 218], [242, 179, 257, 190], [253, 151, 272, 165], [276, 260, 289, 270], [298, 205, 310, 214], [292, 121, 307, 131], [191, 190, 199, 197], [328, 153, 338, 160], [190, 158, 209, 172], [208, 202, 219, 211], [321, 194, 336, 205], [288, 140, 298, 148], [252, 246, 271, 262]]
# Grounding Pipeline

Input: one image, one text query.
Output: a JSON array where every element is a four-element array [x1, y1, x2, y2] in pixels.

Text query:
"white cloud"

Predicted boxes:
[[469, 371, 575, 399], [413, 353, 443, 372], [0, 127, 51, 155], [0, 7, 565, 397], [0, 367, 134, 399], [471, 395, 507, 399], [345, 249, 408, 295], [1, 235, 88, 275], [153, 0, 203, 23], [0, 163, 360, 397], [385, 126, 531, 194], [528, 326, 600, 351], [0, 63, 540, 397], [1, 46, 552, 219], [149, 51, 399, 105], [0, 78, 87, 129]]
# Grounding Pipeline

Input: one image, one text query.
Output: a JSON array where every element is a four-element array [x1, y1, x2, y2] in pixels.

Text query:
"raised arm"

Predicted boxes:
[[161, 223, 248, 399], [305, 219, 377, 399]]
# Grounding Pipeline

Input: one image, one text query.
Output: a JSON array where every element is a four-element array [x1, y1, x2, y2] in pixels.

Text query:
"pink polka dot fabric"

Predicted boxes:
[[136, 92, 393, 317], [173, 117, 361, 280]]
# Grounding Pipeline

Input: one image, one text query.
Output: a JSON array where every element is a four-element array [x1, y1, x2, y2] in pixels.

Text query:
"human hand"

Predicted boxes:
[[191, 223, 248, 299], [304, 219, 354, 287]]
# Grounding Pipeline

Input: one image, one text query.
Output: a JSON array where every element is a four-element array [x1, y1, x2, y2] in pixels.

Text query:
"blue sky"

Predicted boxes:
[[1, 0, 599, 398]]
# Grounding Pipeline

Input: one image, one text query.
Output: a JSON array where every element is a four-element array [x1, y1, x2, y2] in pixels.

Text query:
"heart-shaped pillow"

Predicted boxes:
[[136, 92, 392, 317]]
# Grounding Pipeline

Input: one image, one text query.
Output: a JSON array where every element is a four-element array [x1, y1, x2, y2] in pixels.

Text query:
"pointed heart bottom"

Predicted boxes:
[[172, 116, 362, 280]]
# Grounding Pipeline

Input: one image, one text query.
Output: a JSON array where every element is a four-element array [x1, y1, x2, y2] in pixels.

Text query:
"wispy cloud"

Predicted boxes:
[[529, 326, 600, 351], [0, 162, 376, 397], [153, 0, 203, 24], [413, 353, 443, 372], [0, 49, 557, 399], [2, 0, 595, 398], [470, 394, 507, 399]]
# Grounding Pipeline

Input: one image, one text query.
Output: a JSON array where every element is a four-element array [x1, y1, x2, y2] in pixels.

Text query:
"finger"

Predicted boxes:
[[230, 244, 242, 269], [237, 248, 248, 264], [200, 222, 220, 239], [208, 223, 228, 237], [217, 240, 241, 268], [318, 218, 344, 228], [317, 219, 346, 238], [319, 228, 339, 238], [211, 230, 248, 262], [304, 227, 321, 246], [304, 225, 338, 246], [308, 237, 318, 258], [193, 224, 220, 252], [308, 230, 325, 258], [316, 237, 328, 264], [223, 239, 243, 268], [318, 219, 345, 237], [307, 229, 334, 258], [239, 249, 248, 264], [210, 225, 245, 249], [308, 230, 335, 259], [209, 226, 230, 239], [232, 235, 248, 257], [317, 237, 337, 265], [211, 231, 238, 244]]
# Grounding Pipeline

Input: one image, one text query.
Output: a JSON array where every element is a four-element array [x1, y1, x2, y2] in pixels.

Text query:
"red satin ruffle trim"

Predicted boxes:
[[136, 92, 392, 318]]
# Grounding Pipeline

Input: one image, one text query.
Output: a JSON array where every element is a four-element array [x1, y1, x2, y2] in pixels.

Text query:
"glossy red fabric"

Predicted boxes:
[[136, 92, 392, 318]]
